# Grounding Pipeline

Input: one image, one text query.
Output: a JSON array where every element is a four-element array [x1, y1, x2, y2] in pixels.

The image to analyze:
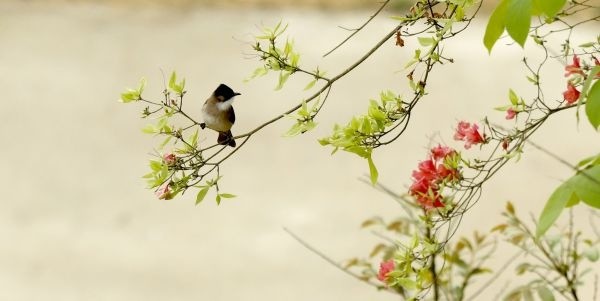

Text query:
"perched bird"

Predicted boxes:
[[200, 84, 241, 147]]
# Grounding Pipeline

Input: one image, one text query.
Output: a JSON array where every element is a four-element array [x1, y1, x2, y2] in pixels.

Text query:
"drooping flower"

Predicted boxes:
[[563, 83, 581, 104], [454, 121, 484, 149], [377, 259, 395, 282], [564, 54, 584, 77], [163, 153, 177, 166], [155, 182, 172, 200], [505, 108, 516, 120], [416, 193, 445, 210]]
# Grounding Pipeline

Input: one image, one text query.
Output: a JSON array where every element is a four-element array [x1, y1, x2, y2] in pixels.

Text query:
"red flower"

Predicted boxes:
[[563, 83, 581, 104], [409, 145, 460, 210], [412, 159, 437, 182], [564, 55, 584, 77], [377, 260, 395, 282], [454, 121, 484, 149], [155, 182, 172, 200], [163, 153, 177, 166], [431, 144, 455, 161], [505, 108, 516, 120]]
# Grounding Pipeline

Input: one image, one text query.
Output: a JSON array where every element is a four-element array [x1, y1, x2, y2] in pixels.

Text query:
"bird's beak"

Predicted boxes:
[[234, 92, 242, 96]]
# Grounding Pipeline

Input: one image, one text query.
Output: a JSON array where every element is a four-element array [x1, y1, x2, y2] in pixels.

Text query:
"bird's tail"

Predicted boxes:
[[218, 130, 236, 147]]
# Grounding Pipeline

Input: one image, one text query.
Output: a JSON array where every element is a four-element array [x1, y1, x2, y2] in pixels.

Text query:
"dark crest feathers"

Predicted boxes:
[[213, 84, 238, 100]]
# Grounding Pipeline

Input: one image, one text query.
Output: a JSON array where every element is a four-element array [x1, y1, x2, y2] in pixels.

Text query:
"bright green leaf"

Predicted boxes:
[[509, 89, 519, 105], [585, 79, 600, 130], [304, 79, 317, 90], [219, 193, 236, 198], [505, 0, 532, 48], [537, 182, 575, 237], [367, 155, 378, 185], [569, 165, 600, 208], [195, 187, 210, 205], [418, 37, 435, 46], [484, 0, 509, 53], [168, 72, 177, 91], [216, 194, 222, 205]]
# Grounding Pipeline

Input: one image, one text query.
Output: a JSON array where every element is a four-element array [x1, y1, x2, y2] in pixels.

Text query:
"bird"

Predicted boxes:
[[200, 84, 241, 147]]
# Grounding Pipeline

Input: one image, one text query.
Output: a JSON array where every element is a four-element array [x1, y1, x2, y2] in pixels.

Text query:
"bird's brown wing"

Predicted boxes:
[[227, 107, 236, 124]]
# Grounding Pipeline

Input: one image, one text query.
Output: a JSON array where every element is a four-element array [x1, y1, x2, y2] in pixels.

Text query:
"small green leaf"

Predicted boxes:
[[169, 72, 177, 91], [509, 89, 519, 105], [505, 0, 532, 48], [536, 285, 555, 301], [275, 71, 291, 91], [142, 124, 158, 134], [484, 0, 509, 53], [138, 77, 147, 95], [537, 182, 575, 237], [418, 37, 435, 46], [219, 193, 236, 199], [215, 194, 222, 205], [585, 79, 600, 130], [304, 79, 317, 90], [195, 187, 210, 205], [367, 155, 378, 185]]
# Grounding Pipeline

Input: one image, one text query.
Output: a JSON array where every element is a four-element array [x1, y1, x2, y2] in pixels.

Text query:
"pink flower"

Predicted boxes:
[[377, 259, 395, 282], [563, 83, 580, 104], [408, 145, 460, 210], [565, 55, 584, 77], [454, 121, 484, 149], [431, 144, 455, 161], [155, 182, 172, 200], [163, 153, 177, 166], [505, 108, 516, 120], [594, 56, 600, 78]]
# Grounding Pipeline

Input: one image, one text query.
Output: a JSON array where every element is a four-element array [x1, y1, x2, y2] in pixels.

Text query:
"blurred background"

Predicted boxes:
[[1, 0, 599, 300]]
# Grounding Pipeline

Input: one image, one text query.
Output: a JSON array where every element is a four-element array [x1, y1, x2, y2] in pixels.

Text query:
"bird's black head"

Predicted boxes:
[[213, 84, 241, 101]]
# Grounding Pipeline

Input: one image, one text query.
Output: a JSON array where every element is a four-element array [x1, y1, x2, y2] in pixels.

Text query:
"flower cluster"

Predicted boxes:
[[409, 145, 460, 209], [454, 121, 484, 149], [562, 54, 600, 104], [377, 259, 395, 283]]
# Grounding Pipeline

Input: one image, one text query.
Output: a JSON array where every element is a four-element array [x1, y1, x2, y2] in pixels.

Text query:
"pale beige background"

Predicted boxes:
[[0, 1, 598, 300]]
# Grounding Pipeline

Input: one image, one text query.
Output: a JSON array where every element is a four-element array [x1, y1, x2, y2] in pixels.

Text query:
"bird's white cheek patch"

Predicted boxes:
[[216, 98, 234, 111]]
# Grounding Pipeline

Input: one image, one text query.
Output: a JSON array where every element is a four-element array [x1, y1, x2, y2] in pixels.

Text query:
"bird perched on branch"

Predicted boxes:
[[200, 84, 241, 147]]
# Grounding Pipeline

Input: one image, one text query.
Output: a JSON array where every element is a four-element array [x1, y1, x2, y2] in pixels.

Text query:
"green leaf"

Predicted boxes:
[[484, 0, 509, 53], [168, 72, 177, 90], [195, 187, 210, 205], [505, 0, 532, 48], [275, 71, 291, 91], [367, 155, 378, 185], [536, 182, 575, 237], [533, 0, 565, 19], [304, 78, 317, 90], [142, 124, 157, 134], [569, 165, 600, 209], [536, 285, 555, 301], [137, 77, 147, 95], [509, 89, 519, 105], [417, 37, 435, 46], [219, 193, 236, 199], [215, 194, 222, 205], [585, 79, 600, 130]]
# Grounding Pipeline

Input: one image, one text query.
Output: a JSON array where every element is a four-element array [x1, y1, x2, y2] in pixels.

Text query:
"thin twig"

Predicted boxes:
[[323, 0, 391, 57], [283, 227, 391, 291]]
